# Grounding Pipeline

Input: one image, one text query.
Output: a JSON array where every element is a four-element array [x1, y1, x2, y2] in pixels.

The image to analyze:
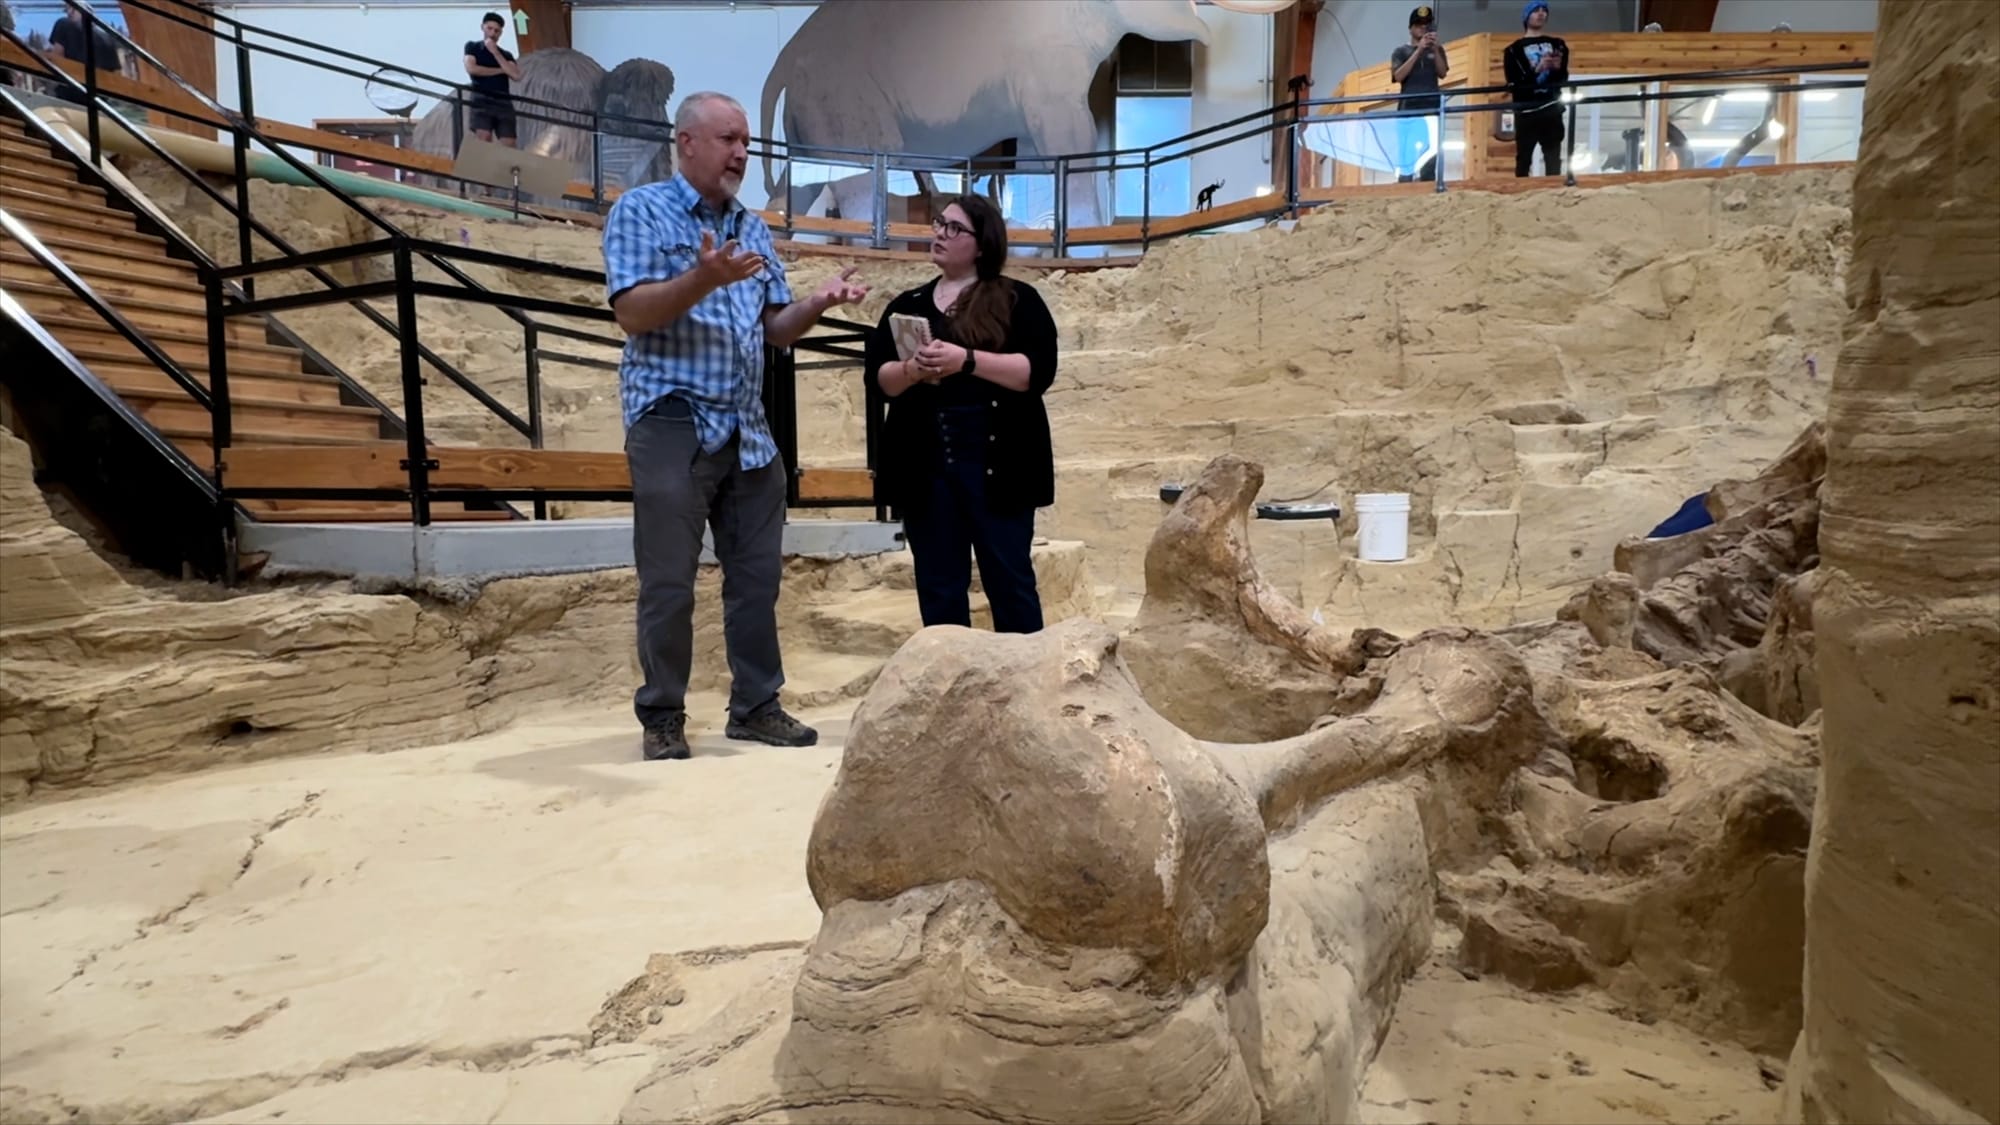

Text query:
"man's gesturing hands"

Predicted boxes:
[[694, 229, 766, 288], [814, 265, 870, 309]]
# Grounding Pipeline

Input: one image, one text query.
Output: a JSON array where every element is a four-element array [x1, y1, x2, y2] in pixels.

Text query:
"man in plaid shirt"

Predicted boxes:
[[605, 90, 868, 762]]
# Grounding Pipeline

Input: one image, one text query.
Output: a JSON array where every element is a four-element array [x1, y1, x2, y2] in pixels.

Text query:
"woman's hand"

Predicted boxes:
[[916, 340, 968, 379]]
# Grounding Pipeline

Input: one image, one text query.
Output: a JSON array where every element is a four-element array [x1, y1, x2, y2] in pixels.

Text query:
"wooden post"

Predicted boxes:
[[511, 1, 571, 55], [119, 0, 217, 139]]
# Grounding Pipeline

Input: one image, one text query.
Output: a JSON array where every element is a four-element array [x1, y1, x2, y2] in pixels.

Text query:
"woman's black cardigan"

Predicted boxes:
[[860, 276, 1060, 513]]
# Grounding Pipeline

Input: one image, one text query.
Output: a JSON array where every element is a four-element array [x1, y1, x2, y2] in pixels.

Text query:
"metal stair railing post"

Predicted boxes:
[[1285, 93, 1302, 215], [81, 4, 100, 163], [203, 266, 238, 576], [1141, 150, 1151, 250], [392, 242, 434, 527], [232, 24, 256, 303], [524, 321, 546, 519], [1564, 93, 1581, 186], [1436, 93, 1449, 193], [1052, 157, 1068, 258]]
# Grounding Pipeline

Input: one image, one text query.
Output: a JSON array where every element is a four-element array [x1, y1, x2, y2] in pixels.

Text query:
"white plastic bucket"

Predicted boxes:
[[1354, 493, 1411, 562]]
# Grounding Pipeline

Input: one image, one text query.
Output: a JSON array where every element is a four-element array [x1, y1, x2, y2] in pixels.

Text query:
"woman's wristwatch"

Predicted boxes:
[[959, 350, 978, 378]]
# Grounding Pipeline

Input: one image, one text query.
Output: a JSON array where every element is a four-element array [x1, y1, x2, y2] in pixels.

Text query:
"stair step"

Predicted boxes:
[[94, 360, 345, 407], [0, 140, 83, 177], [130, 390, 387, 441], [7, 206, 165, 254], [2, 260, 208, 312], [3, 166, 102, 202], [62, 335, 309, 378], [9, 281, 272, 342], [3, 246, 204, 297], [29, 311, 285, 355], [0, 184, 138, 226], [18, 233, 202, 284]]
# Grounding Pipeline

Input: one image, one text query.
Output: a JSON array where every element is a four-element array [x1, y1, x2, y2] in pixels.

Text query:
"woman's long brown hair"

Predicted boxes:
[[942, 193, 1015, 352]]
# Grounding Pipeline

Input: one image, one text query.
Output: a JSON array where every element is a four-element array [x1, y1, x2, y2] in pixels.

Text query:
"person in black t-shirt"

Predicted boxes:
[[1503, 0, 1569, 177], [862, 194, 1060, 636], [462, 10, 522, 146], [44, 2, 123, 105], [1391, 5, 1449, 183]]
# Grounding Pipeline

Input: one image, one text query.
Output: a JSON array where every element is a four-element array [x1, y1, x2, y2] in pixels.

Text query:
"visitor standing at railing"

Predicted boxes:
[[1504, 1, 1570, 177], [604, 90, 870, 763], [44, 0, 121, 104], [462, 10, 521, 147], [1392, 5, 1449, 183], [861, 195, 1059, 637]]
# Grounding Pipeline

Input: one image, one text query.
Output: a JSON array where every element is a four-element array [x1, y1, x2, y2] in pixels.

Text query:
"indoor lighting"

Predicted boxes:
[[1209, 0, 1298, 11], [1702, 97, 1719, 125], [1802, 90, 1841, 103], [1723, 89, 1773, 103], [1571, 148, 1594, 169], [1768, 120, 1787, 139], [1254, 184, 1275, 196], [1688, 137, 1738, 150], [1443, 140, 1466, 151]]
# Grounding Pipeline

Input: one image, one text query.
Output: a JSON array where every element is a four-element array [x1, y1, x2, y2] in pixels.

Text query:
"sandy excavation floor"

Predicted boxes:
[[1362, 938, 1782, 1125], [2, 694, 1780, 1125]]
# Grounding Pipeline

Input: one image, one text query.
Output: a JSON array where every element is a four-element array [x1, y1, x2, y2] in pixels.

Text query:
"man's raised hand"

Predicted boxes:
[[695, 229, 765, 288], [815, 265, 871, 308]]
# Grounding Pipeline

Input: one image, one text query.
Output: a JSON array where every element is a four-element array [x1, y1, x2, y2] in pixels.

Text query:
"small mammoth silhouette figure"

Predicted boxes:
[[1195, 178, 1224, 211]]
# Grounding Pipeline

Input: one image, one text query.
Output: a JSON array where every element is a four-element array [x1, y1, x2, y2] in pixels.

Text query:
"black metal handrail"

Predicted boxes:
[[0, 28, 521, 438], [0, 206, 211, 409], [0, 284, 221, 503], [25, 11, 555, 445]]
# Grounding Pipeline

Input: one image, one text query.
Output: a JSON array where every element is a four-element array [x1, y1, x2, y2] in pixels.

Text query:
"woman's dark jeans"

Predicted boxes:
[[900, 403, 1043, 633]]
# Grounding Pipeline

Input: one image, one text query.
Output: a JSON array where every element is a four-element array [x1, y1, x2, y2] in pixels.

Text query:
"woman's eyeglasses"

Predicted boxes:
[[931, 218, 973, 239]]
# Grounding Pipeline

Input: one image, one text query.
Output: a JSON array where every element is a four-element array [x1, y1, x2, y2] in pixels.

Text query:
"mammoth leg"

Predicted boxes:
[[829, 172, 883, 248]]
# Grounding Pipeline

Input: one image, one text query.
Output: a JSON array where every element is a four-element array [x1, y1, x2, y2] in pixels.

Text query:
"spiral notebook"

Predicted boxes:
[[889, 313, 932, 361]]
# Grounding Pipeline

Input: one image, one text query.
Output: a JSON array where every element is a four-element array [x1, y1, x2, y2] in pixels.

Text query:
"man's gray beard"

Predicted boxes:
[[720, 170, 743, 195]]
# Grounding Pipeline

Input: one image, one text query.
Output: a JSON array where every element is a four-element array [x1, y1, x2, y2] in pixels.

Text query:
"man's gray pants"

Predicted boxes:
[[626, 398, 787, 728]]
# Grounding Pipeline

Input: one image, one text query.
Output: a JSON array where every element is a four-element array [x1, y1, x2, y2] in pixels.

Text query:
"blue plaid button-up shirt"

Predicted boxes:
[[603, 173, 794, 470]]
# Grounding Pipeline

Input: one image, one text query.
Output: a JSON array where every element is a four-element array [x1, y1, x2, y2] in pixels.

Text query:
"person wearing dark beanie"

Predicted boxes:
[[1503, 0, 1570, 177]]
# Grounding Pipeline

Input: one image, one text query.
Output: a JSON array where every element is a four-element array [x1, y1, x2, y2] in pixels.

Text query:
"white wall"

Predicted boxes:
[[1711, 0, 1876, 32], [215, 2, 510, 126], [1190, 5, 1276, 207]]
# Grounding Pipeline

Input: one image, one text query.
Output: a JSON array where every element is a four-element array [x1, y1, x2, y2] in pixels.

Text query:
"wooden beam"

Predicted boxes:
[[217, 444, 878, 503], [119, 0, 217, 140], [797, 468, 873, 503], [1639, 0, 1721, 33], [511, 0, 571, 55]]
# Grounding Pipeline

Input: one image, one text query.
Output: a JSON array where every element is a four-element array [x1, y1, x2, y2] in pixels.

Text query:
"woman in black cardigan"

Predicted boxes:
[[861, 193, 1059, 634]]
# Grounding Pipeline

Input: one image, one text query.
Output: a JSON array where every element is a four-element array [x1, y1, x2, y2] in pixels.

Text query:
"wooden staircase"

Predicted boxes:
[[0, 113, 511, 523]]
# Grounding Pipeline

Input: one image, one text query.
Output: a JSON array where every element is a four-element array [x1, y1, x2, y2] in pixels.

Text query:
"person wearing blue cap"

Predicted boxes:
[[1503, 0, 1570, 177]]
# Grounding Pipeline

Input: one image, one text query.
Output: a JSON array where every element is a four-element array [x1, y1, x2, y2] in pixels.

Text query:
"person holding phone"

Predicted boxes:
[[1391, 6, 1450, 182], [862, 194, 1060, 635]]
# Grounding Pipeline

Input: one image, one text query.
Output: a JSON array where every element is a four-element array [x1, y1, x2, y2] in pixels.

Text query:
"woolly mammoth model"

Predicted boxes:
[[761, 0, 1230, 248], [409, 48, 674, 206]]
